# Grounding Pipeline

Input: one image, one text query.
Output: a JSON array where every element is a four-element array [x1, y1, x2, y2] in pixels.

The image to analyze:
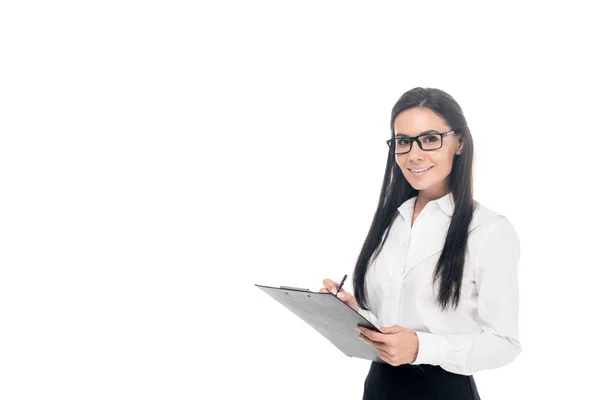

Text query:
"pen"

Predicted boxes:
[[335, 274, 348, 296]]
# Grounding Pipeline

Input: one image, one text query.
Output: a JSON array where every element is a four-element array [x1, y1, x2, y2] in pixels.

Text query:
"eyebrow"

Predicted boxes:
[[394, 129, 440, 138]]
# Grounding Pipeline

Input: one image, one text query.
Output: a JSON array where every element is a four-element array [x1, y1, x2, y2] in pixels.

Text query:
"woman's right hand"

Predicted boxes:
[[320, 278, 358, 312]]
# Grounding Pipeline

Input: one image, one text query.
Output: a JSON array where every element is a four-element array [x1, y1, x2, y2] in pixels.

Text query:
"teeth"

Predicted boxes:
[[410, 167, 432, 172]]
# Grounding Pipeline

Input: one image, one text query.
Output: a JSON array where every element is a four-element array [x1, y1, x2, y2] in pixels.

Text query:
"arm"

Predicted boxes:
[[409, 216, 521, 375]]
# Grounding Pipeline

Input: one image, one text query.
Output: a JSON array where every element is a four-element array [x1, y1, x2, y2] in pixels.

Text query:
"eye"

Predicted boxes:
[[396, 138, 410, 146], [423, 134, 440, 143]]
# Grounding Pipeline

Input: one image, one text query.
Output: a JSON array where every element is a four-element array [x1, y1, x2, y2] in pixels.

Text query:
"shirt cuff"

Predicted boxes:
[[409, 331, 472, 367], [409, 331, 447, 365]]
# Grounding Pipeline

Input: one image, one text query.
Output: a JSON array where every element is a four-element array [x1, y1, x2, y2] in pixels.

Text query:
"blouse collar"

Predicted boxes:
[[397, 191, 455, 219]]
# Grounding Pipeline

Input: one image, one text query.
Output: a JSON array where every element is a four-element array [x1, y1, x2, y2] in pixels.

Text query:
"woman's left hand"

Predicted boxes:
[[357, 325, 419, 366]]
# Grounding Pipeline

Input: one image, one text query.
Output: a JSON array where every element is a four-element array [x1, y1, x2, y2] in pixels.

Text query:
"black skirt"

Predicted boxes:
[[363, 362, 481, 400]]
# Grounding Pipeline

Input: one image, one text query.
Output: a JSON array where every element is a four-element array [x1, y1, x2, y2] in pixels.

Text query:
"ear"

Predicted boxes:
[[455, 135, 464, 155]]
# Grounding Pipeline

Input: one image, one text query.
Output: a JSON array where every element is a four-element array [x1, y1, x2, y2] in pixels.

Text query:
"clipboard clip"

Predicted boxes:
[[279, 285, 310, 292]]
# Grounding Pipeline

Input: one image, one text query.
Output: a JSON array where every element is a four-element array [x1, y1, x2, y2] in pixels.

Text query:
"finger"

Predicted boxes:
[[360, 334, 393, 360], [378, 347, 393, 358], [320, 286, 347, 295], [358, 327, 389, 344], [378, 352, 393, 365], [376, 346, 393, 359], [329, 285, 348, 298], [358, 332, 386, 348], [379, 325, 405, 334], [322, 286, 348, 300], [322, 278, 339, 293]]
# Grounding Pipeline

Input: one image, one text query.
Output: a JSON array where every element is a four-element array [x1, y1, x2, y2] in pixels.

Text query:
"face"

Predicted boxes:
[[393, 107, 463, 199]]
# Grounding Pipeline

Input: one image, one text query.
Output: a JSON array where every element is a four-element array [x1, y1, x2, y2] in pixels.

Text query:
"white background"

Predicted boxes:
[[1, 1, 598, 399]]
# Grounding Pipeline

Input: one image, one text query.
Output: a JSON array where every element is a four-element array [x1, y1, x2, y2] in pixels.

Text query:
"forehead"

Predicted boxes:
[[393, 107, 451, 136]]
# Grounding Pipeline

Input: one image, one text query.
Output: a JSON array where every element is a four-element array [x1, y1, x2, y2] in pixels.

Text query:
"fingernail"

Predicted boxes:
[[355, 326, 361, 333], [338, 292, 345, 298]]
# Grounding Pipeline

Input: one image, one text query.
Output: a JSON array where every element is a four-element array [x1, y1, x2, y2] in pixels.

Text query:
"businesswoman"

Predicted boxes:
[[321, 87, 521, 399]]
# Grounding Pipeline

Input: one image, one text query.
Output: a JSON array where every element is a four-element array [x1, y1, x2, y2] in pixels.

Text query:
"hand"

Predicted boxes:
[[319, 278, 358, 312], [356, 325, 419, 366]]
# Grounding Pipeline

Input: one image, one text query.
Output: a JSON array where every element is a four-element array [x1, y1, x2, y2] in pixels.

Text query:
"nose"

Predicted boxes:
[[406, 140, 425, 160]]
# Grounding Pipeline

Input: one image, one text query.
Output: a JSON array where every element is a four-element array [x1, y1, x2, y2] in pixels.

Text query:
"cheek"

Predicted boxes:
[[394, 156, 405, 169], [433, 149, 456, 168], [434, 160, 454, 178], [423, 154, 455, 181], [435, 155, 454, 170]]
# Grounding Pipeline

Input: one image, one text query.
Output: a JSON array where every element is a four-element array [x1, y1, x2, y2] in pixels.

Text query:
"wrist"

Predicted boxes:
[[411, 331, 419, 363]]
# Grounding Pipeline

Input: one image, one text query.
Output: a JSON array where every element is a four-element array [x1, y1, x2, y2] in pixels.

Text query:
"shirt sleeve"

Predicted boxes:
[[408, 215, 522, 375]]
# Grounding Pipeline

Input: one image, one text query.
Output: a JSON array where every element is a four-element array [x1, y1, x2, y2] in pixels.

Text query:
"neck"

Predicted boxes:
[[415, 188, 451, 211]]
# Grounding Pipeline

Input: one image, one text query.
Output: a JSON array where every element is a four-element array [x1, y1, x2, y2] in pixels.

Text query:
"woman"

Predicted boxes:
[[321, 87, 520, 399]]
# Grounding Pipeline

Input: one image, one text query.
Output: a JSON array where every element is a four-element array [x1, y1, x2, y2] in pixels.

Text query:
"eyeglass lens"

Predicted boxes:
[[394, 134, 442, 154]]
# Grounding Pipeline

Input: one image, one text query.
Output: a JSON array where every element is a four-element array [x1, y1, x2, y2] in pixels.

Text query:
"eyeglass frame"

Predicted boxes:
[[386, 130, 459, 155]]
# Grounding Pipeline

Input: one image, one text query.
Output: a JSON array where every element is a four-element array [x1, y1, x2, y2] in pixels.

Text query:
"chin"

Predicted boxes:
[[407, 176, 437, 191], [410, 183, 428, 190]]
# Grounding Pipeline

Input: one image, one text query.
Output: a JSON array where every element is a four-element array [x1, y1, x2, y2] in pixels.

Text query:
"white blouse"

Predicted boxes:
[[356, 192, 521, 375]]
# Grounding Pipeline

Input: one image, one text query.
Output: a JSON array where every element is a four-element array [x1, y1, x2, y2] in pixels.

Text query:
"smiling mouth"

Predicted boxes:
[[408, 166, 433, 173]]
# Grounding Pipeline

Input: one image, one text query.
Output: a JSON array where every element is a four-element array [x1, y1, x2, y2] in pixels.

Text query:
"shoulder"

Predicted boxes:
[[468, 199, 520, 254], [469, 199, 510, 233]]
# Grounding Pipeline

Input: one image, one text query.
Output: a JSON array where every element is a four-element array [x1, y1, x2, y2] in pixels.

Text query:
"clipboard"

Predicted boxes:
[[255, 284, 384, 363]]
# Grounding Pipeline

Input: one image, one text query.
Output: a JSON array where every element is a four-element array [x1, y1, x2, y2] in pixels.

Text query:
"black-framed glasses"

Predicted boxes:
[[386, 130, 458, 155]]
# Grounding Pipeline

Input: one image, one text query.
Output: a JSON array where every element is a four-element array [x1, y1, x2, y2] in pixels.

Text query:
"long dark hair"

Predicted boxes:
[[352, 87, 475, 312]]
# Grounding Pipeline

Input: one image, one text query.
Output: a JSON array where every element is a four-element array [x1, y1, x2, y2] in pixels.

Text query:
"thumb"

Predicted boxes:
[[379, 325, 406, 334]]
